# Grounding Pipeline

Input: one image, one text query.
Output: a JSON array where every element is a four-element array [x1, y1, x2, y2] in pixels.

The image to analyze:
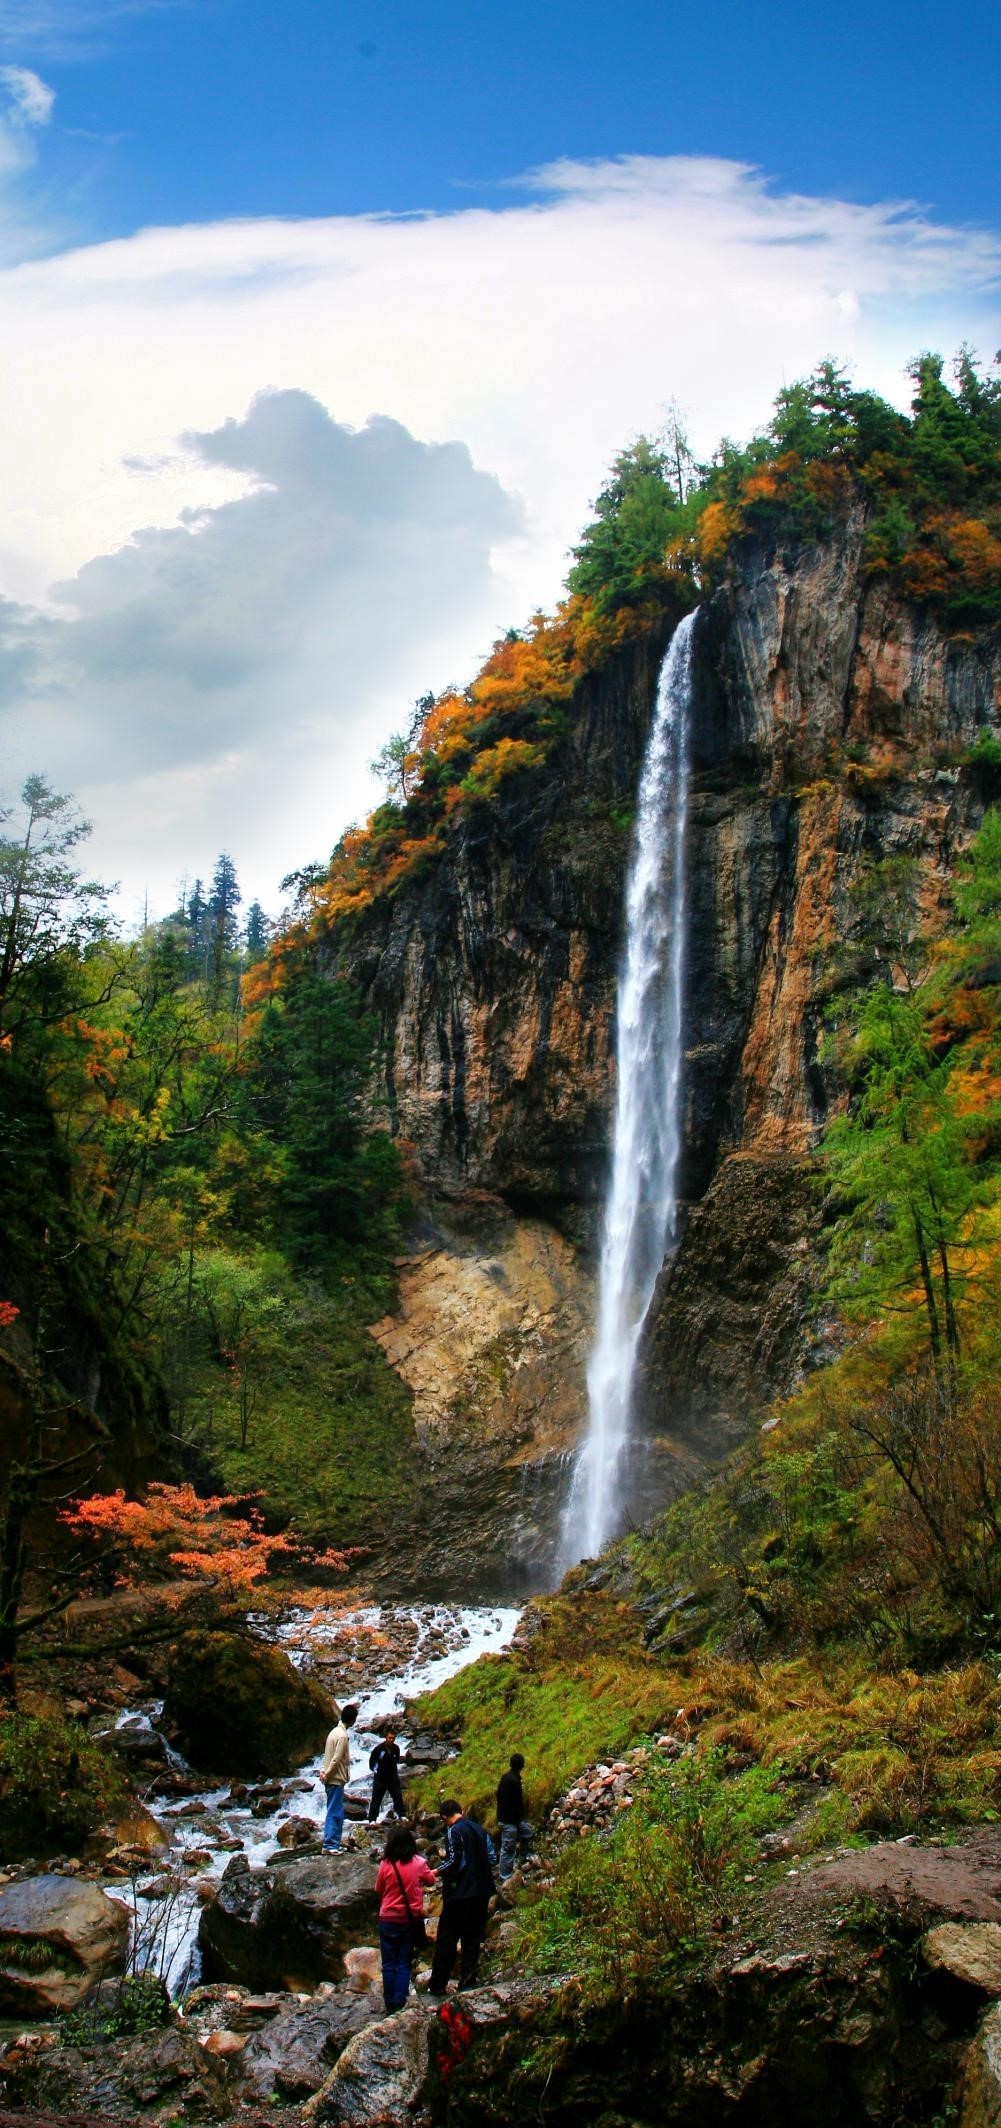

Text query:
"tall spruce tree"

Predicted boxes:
[[244, 901, 270, 964], [207, 853, 241, 1002]]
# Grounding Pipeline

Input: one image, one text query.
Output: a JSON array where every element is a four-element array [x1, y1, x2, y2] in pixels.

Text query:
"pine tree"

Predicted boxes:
[[207, 854, 241, 1002], [244, 901, 270, 964]]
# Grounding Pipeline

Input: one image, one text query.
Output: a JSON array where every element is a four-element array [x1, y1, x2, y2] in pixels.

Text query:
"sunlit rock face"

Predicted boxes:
[[327, 533, 1001, 1575]]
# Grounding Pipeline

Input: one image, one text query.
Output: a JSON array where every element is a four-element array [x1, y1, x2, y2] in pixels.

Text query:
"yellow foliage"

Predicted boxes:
[[697, 500, 743, 564]]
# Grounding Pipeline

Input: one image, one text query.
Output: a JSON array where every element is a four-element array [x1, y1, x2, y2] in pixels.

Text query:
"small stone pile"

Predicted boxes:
[[547, 1734, 690, 1846]]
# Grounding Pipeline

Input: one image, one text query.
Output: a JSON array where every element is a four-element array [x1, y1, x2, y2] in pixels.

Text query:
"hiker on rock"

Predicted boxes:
[[496, 1751, 532, 1879], [319, 1701, 358, 1852], [375, 1824, 438, 2012], [368, 1728, 405, 1822], [427, 1798, 495, 1995]]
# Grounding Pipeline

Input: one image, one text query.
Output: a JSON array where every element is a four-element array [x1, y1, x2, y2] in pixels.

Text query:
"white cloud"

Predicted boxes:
[[0, 64, 55, 125], [0, 154, 997, 915], [0, 61, 53, 187]]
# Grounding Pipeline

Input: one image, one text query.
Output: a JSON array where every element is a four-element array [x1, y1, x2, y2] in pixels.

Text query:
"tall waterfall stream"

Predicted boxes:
[[562, 609, 696, 1565]]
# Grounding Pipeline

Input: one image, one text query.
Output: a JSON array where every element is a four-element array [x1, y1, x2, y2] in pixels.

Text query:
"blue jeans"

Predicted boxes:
[[498, 1818, 532, 1878], [379, 1918, 413, 2010], [323, 1783, 345, 1850]]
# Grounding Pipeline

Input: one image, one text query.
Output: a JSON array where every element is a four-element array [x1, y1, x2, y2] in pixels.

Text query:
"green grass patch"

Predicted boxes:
[[516, 1750, 788, 2005], [409, 1595, 674, 1816]]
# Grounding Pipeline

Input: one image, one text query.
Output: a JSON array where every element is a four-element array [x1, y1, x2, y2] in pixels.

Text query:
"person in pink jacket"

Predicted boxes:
[[374, 1825, 438, 2011]]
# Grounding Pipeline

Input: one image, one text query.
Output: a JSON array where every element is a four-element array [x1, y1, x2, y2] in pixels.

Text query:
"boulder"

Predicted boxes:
[[6, 2022, 229, 2122], [237, 1982, 382, 2100], [198, 1852, 377, 1990], [164, 1629, 336, 1777], [344, 1946, 383, 1988], [0, 1875, 128, 2015], [306, 1984, 543, 2128], [276, 1813, 320, 1849], [925, 1925, 1001, 1996], [962, 2003, 1001, 2128], [306, 2004, 435, 2127]]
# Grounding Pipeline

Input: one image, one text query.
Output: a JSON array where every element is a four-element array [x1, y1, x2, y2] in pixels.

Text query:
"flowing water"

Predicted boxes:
[[113, 1601, 520, 1994], [562, 610, 696, 1566]]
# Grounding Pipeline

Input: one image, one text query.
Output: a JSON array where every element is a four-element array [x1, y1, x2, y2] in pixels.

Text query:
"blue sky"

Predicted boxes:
[[0, 0, 998, 918], [9, 0, 1000, 241]]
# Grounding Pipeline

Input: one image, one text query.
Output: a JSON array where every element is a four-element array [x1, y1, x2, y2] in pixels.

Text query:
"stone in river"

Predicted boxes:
[[276, 1813, 320, 1849], [198, 1851, 377, 1991], [0, 1874, 128, 2015], [164, 1628, 335, 1776]]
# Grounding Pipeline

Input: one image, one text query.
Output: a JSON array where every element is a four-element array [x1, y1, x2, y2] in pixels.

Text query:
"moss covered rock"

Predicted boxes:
[[0, 1712, 129, 1861], [163, 1629, 335, 1775]]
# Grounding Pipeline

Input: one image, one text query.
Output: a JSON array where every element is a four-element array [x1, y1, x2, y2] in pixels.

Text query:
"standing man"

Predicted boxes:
[[496, 1752, 532, 1880], [320, 1702, 358, 1853], [368, 1729, 405, 1822], [427, 1798, 495, 1995]]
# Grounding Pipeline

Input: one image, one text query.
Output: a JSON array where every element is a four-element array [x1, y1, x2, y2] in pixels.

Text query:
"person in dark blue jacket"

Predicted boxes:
[[427, 1798, 495, 1994]]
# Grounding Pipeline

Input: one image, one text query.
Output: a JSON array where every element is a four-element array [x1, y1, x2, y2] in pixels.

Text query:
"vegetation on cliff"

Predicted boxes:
[[245, 347, 999, 974]]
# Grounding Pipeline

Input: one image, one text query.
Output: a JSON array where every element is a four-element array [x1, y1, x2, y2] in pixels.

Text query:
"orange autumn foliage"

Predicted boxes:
[[62, 1482, 353, 1596]]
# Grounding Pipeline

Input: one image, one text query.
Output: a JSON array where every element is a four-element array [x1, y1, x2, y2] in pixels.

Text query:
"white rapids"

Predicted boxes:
[[113, 1601, 519, 1995], [562, 610, 696, 1566]]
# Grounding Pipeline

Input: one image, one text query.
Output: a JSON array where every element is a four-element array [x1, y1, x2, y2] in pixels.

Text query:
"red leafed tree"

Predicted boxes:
[[62, 1482, 353, 1600]]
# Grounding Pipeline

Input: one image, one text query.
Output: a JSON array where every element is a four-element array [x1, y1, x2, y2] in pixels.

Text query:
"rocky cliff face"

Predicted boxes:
[[331, 525, 1001, 1587]]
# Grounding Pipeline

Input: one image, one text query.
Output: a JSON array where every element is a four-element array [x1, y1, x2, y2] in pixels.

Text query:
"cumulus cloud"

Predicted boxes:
[[0, 390, 524, 908], [0, 153, 997, 911]]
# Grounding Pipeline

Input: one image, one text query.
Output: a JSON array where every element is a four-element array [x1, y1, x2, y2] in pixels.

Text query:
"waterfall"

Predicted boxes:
[[561, 609, 696, 1566]]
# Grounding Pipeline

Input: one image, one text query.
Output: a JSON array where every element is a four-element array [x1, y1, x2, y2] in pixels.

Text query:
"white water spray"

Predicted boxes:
[[562, 610, 696, 1566]]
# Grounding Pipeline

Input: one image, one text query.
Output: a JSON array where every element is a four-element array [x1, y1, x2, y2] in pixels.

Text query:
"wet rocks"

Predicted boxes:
[[6, 2022, 229, 2123], [237, 1981, 383, 2100], [197, 1851, 377, 1990], [306, 2002, 435, 2128], [0, 1875, 129, 2015], [275, 1813, 321, 1850], [307, 1983, 557, 2128]]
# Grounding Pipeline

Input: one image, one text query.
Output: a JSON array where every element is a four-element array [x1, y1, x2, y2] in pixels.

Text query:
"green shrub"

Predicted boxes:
[[62, 1971, 170, 2046], [516, 1751, 785, 2006], [0, 1712, 128, 1860]]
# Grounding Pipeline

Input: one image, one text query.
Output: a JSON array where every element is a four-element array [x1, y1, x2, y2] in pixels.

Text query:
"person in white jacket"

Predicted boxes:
[[319, 1703, 358, 1851]]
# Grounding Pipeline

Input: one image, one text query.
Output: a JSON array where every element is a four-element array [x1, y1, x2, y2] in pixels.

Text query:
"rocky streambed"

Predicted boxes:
[[119, 1601, 520, 1993], [0, 1599, 519, 2122]]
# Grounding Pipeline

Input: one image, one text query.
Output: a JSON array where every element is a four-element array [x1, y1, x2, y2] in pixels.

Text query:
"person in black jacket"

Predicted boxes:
[[427, 1798, 495, 1994], [496, 1752, 531, 1879], [368, 1730, 405, 1822]]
